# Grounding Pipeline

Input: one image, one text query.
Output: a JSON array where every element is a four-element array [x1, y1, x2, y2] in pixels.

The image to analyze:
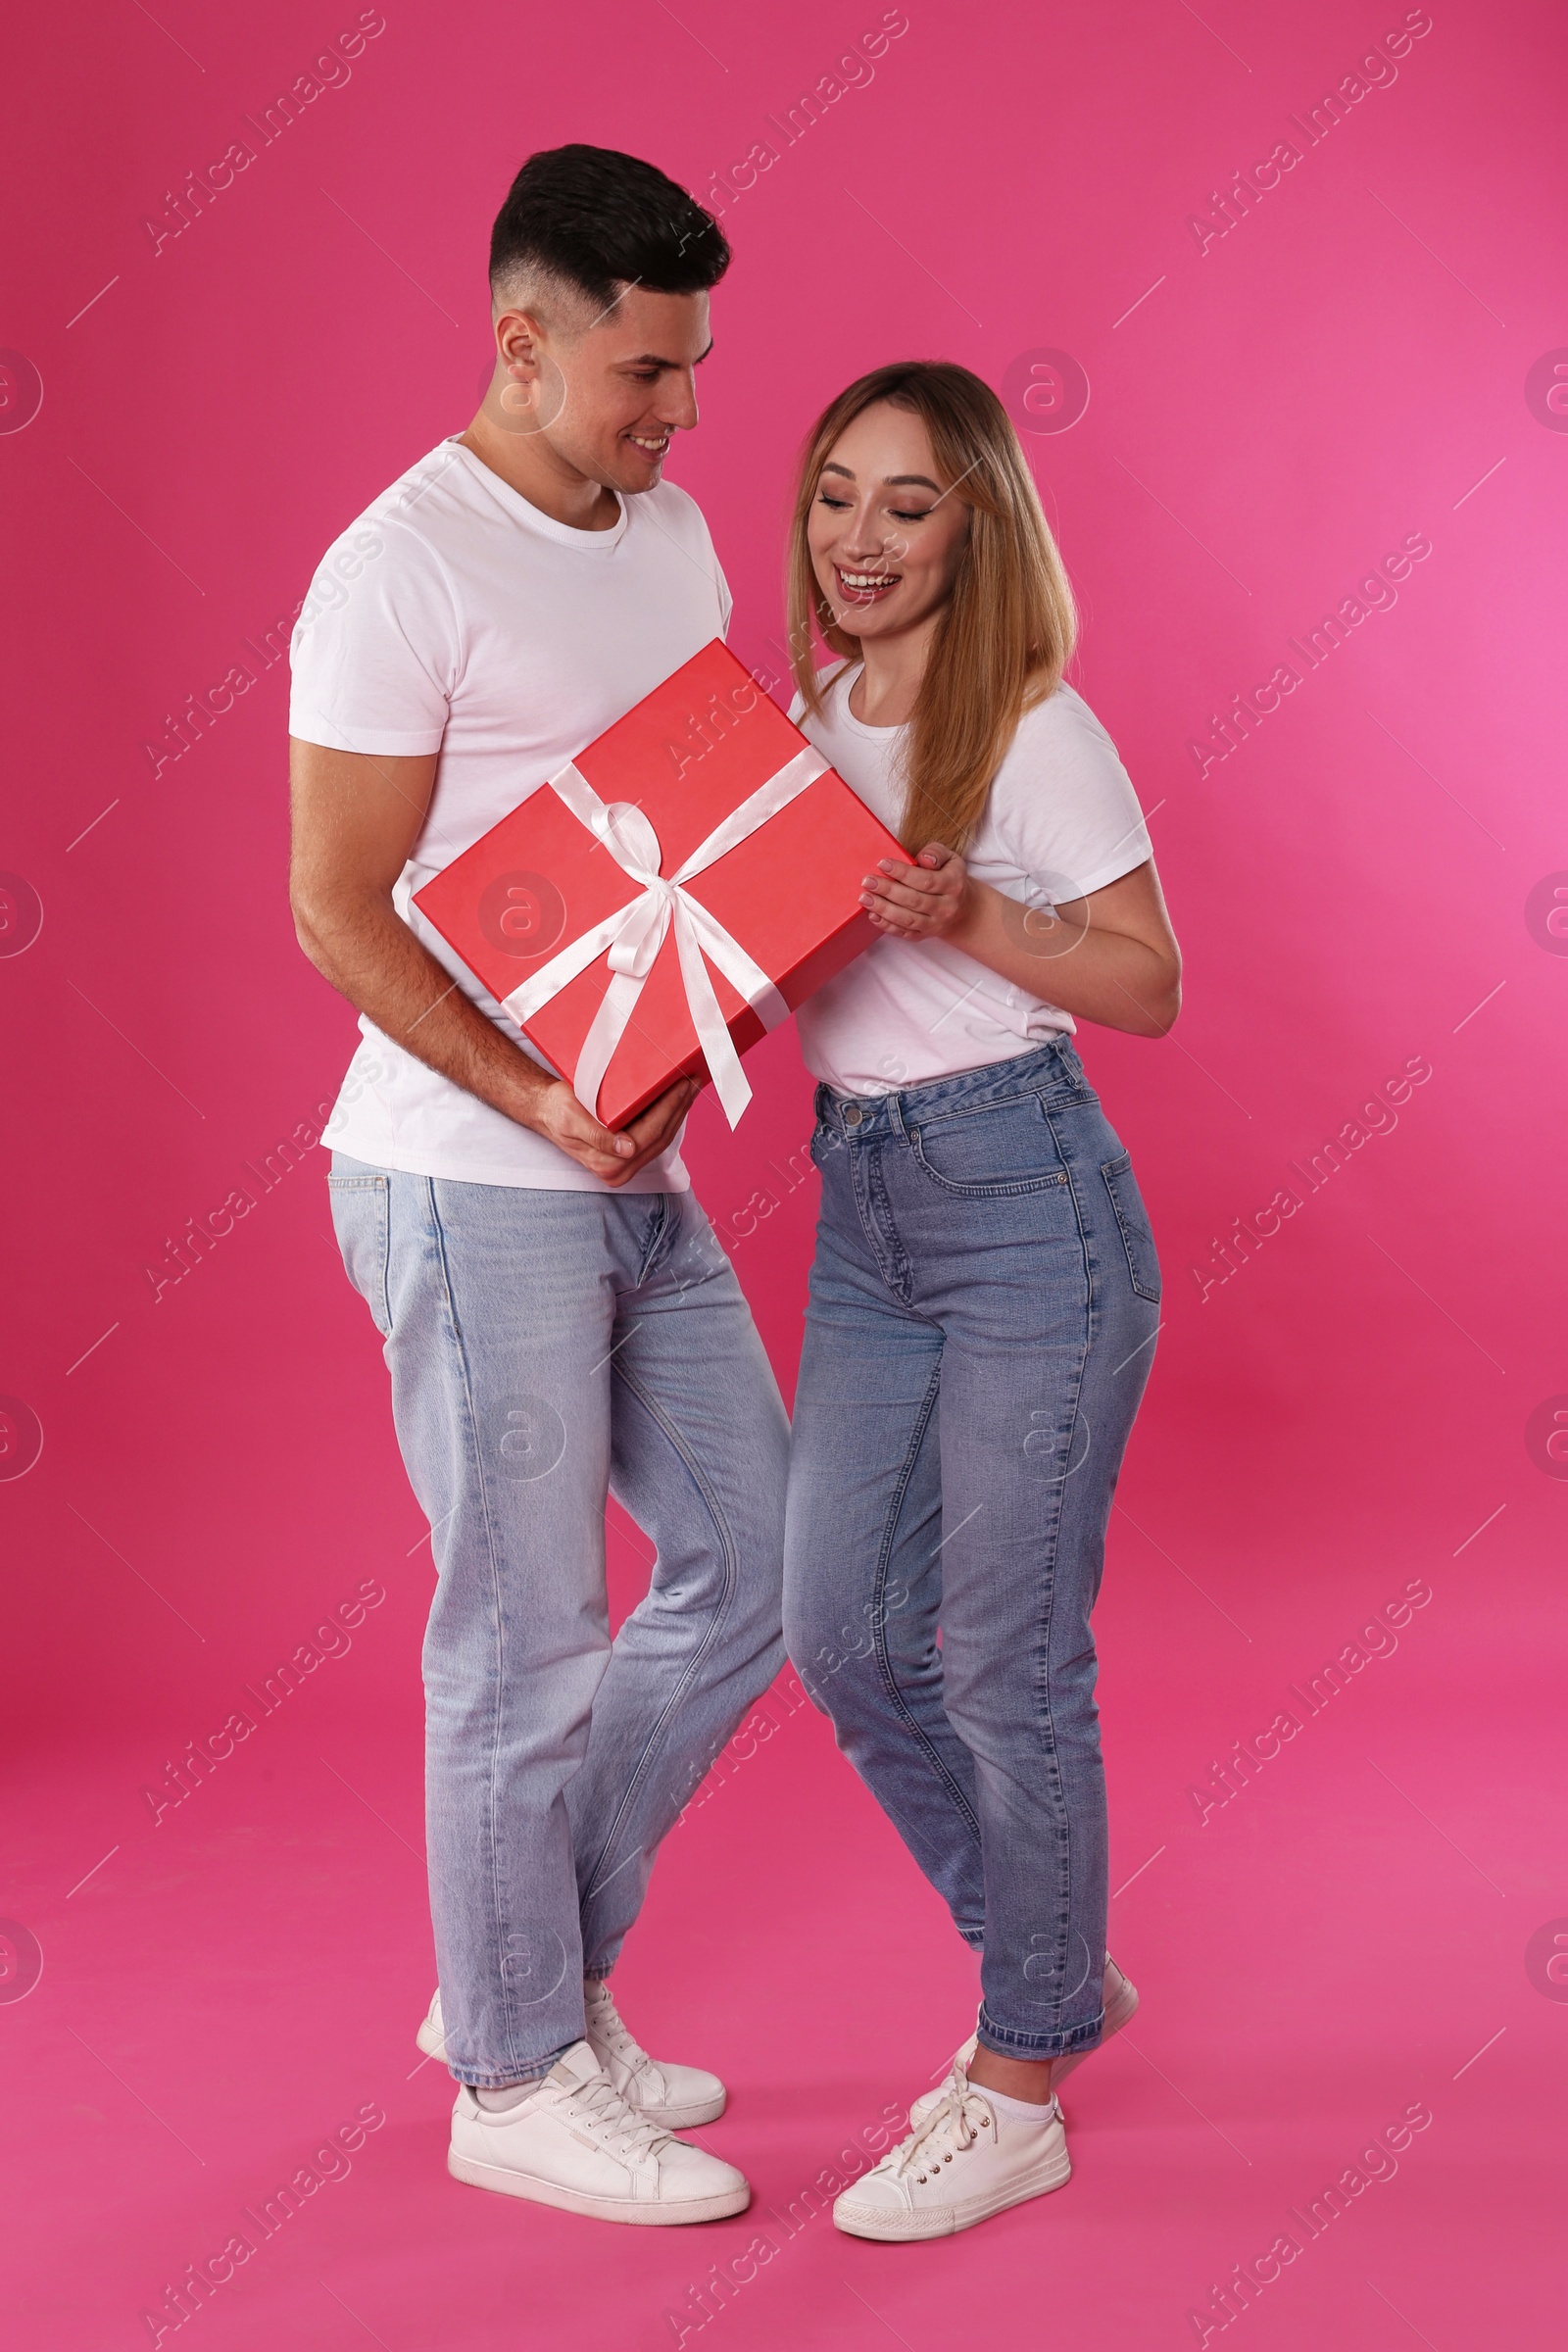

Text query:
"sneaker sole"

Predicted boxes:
[[448, 2147, 750, 2226], [908, 1973, 1140, 2127], [420, 2022, 726, 2129], [833, 2149, 1072, 2241]]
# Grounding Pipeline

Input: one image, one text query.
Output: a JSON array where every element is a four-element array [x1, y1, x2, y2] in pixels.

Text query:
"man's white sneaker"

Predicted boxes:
[[833, 2078, 1070, 2241], [416, 1988, 450, 2062], [907, 1953, 1140, 2128], [582, 1977, 726, 2128], [416, 1981, 726, 2129], [448, 2041, 749, 2226]]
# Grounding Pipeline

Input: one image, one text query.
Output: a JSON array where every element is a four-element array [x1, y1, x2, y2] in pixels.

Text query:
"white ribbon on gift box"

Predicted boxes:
[[502, 743, 832, 1130]]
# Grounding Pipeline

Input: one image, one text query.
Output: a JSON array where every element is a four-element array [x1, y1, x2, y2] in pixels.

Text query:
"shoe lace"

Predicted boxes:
[[886, 2074, 993, 2181], [559, 2068, 671, 2161], [584, 1982, 661, 2086], [584, 1981, 639, 2058]]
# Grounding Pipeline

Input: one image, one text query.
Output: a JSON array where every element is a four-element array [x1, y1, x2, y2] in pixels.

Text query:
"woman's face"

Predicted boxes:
[[807, 401, 971, 647]]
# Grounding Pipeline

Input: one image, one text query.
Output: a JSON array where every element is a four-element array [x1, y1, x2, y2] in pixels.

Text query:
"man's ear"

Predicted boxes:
[[494, 308, 548, 416]]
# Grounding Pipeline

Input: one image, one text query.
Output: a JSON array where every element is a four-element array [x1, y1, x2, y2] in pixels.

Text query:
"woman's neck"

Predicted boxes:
[[847, 612, 942, 727]]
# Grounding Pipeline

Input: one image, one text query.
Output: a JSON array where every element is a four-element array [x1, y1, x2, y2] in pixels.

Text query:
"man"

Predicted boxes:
[[288, 145, 787, 2226]]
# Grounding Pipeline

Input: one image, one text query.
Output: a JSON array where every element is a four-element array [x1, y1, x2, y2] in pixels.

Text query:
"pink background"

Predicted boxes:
[[2, 2, 1565, 2345]]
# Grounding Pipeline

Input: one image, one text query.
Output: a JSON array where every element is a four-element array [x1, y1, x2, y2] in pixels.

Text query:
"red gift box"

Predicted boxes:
[[413, 639, 906, 1130]]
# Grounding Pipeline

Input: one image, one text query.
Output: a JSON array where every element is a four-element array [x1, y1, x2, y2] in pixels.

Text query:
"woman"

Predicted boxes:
[[781, 362, 1181, 2241]]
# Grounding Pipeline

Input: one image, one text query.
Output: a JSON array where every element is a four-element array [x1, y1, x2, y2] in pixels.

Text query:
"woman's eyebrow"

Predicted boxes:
[[817, 464, 944, 493]]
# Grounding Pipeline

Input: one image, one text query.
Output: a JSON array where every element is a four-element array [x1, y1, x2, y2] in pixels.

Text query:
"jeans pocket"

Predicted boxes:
[[809, 1118, 846, 1176], [1101, 1151, 1161, 1302], [328, 1173, 393, 1336], [910, 1094, 1069, 1197]]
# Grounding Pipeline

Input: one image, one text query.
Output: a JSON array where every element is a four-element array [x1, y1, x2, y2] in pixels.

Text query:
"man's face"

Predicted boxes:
[[487, 284, 712, 496]]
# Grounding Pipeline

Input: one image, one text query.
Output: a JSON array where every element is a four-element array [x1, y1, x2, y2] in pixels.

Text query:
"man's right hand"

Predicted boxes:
[[289, 739, 704, 1187], [524, 1074, 702, 1186]]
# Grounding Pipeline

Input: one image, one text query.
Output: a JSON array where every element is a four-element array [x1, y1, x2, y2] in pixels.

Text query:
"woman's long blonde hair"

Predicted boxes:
[[786, 361, 1076, 854]]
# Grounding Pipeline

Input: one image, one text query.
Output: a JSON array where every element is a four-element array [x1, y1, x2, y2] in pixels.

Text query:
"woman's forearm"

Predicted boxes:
[[947, 880, 1181, 1038]]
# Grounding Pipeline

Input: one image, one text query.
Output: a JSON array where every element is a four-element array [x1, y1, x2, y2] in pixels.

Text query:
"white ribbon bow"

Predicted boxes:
[[503, 744, 830, 1130]]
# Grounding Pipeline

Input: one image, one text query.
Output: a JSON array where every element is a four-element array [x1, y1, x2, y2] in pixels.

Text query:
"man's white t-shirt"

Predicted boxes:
[[289, 437, 734, 1190], [791, 663, 1153, 1098]]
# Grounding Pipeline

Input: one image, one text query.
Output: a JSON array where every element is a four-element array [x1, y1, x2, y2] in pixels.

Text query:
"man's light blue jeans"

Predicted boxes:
[[782, 1038, 1160, 2062], [328, 1158, 789, 2087]]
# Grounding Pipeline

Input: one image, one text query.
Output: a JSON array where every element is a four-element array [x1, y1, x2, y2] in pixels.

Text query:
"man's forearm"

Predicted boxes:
[[296, 889, 551, 1126]]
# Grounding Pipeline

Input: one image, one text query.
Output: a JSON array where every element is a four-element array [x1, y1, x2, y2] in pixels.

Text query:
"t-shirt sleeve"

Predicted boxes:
[[288, 516, 458, 757], [657, 483, 732, 644], [995, 690, 1153, 905]]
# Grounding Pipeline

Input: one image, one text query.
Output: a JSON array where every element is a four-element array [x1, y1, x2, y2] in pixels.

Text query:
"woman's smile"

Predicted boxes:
[[833, 562, 903, 604]]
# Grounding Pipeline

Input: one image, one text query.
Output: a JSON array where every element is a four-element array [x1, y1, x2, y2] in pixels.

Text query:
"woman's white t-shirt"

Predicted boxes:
[[791, 663, 1153, 1098]]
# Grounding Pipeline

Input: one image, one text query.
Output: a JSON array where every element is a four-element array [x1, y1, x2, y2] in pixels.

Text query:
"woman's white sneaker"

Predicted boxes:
[[416, 1981, 726, 2129], [907, 1954, 1140, 2128], [448, 2041, 749, 2226], [833, 2079, 1070, 2241]]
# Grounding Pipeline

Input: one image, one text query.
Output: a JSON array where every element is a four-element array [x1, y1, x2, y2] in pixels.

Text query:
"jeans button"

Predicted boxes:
[[844, 1104, 862, 1126]]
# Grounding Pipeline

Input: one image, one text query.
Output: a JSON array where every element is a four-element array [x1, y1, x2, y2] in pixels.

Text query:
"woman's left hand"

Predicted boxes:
[[859, 841, 972, 941]]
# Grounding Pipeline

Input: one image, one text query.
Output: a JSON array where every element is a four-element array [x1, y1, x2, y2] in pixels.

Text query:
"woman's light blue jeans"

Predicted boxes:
[[328, 1159, 788, 2087], [782, 1038, 1160, 2061]]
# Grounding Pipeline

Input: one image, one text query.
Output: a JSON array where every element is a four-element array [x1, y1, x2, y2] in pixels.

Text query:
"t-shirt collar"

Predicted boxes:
[[444, 436, 630, 553], [830, 661, 903, 738]]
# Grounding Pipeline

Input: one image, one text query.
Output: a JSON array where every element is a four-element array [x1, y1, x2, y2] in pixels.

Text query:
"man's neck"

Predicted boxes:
[[458, 412, 621, 532]]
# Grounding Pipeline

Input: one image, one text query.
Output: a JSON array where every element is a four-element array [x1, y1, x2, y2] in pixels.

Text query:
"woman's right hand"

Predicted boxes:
[[860, 841, 973, 941]]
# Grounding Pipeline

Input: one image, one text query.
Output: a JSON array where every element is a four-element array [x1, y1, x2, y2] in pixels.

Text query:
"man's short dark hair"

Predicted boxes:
[[489, 144, 730, 315]]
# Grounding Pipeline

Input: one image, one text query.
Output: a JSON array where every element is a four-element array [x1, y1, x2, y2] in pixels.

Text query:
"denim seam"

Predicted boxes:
[[576, 1357, 742, 1908], [858, 1146, 914, 1302], [908, 1093, 1072, 1200], [910, 1151, 1070, 1201], [371, 1179, 393, 1336], [451, 2045, 567, 2090], [833, 1039, 1086, 1127], [1101, 1152, 1162, 1304], [631, 1193, 671, 1289], [1001, 1099, 1098, 2047], [973, 2008, 1104, 2060], [843, 1142, 885, 1291], [423, 1178, 532, 2083], [332, 1174, 394, 1336], [871, 1352, 986, 1855], [915, 1086, 1043, 1126]]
